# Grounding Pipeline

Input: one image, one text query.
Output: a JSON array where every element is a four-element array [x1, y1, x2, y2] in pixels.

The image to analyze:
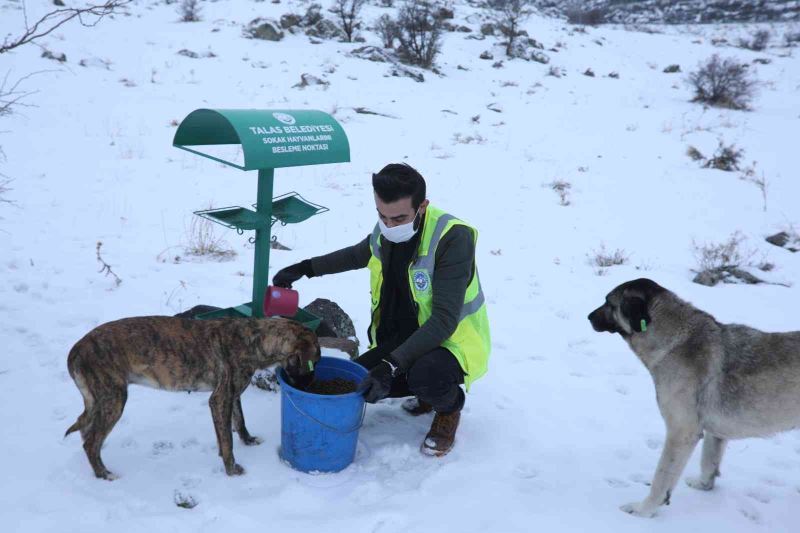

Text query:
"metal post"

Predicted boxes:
[[251, 168, 274, 318]]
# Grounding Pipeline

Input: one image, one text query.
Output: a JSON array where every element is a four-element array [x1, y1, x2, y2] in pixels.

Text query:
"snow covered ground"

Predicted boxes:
[[1, 1, 800, 531]]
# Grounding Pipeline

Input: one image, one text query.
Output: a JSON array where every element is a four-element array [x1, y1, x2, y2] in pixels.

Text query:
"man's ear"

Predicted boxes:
[[621, 296, 651, 333], [419, 199, 430, 215]]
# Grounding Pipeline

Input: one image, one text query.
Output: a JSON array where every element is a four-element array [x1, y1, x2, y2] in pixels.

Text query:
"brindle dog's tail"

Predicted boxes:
[[64, 411, 89, 438], [64, 346, 96, 439]]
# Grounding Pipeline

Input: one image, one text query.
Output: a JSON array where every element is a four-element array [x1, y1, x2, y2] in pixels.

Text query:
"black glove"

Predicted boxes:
[[272, 260, 314, 288], [358, 359, 399, 403]]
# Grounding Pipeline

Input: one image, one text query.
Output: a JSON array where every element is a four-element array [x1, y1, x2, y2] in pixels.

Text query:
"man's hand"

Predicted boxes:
[[358, 361, 396, 403], [272, 260, 313, 289]]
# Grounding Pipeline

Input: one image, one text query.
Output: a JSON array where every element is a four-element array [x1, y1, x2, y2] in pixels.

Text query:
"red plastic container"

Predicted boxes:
[[263, 285, 300, 317]]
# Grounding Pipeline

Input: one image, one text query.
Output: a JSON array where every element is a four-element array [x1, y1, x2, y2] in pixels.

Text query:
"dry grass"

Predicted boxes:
[[588, 244, 629, 276], [545, 179, 572, 206], [184, 214, 236, 260], [703, 141, 743, 172], [693, 232, 755, 272]]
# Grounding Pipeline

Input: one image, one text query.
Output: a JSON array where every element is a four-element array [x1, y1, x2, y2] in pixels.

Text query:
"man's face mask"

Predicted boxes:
[[378, 208, 420, 243]]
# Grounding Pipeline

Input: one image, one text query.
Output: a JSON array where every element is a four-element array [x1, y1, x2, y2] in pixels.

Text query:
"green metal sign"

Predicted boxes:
[[172, 108, 350, 323], [173, 109, 350, 170]]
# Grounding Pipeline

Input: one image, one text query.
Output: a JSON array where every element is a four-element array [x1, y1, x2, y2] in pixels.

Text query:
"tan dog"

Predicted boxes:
[[589, 278, 800, 517], [65, 316, 319, 480]]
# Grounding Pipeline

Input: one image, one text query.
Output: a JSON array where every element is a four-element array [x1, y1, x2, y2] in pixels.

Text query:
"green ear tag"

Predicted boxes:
[[307, 360, 314, 372], [640, 319, 648, 332]]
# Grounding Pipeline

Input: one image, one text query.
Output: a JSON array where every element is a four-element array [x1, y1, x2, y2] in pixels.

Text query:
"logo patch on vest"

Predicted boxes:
[[412, 271, 430, 292]]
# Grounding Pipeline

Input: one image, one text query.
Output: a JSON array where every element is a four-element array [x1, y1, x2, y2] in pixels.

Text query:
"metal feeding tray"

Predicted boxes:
[[258, 192, 329, 226], [194, 206, 271, 231], [196, 302, 322, 331]]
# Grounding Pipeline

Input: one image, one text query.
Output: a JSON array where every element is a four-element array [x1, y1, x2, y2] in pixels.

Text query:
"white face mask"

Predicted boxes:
[[378, 209, 420, 243]]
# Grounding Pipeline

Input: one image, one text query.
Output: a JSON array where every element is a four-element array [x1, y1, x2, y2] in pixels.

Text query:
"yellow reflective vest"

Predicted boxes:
[[367, 205, 491, 389]]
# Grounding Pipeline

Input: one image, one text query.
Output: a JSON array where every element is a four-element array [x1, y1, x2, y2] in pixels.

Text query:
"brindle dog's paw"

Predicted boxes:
[[686, 477, 715, 491], [620, 501, 657, 518], [97, 470, 119, 481], [226, 463, 246, 476], [242, 435, 263, 446]]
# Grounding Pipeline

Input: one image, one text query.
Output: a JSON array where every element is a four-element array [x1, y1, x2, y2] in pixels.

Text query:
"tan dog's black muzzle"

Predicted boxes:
[[588, 305, 616, 333]]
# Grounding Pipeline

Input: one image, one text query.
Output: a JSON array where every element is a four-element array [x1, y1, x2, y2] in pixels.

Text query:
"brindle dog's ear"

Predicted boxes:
[[621, 296, 651, 333]]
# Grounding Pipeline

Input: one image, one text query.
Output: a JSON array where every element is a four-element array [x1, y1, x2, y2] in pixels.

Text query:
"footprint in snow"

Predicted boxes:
[[180, 476, 202, 489], [746, 490, 771, 504], [513, 463, 539, 479], [614, 385, 629, 395], [738, 504, 762, 524], [152, 440, 174, 456], [629, 473, 651, 486], [13, 283, 29, 293], [614, 449, 632, 461], [605, 477, 630, 488], [645, 437, 662, 450]]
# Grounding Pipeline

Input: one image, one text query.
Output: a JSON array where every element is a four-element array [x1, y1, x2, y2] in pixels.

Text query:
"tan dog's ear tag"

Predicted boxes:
[[307, 360, 315, 372], [640, 319, 648, 332]]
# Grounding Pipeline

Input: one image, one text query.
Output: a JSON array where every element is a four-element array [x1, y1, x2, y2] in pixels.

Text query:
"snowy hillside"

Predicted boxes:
[[1, 1, 800, 532], [536, 0, 800, 24]]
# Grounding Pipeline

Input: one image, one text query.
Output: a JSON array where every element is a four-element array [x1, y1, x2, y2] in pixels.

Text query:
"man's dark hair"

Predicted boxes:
[[372, 163, 426, 209]]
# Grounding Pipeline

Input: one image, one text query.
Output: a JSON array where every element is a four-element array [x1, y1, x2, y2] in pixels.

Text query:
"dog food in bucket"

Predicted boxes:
[[304, 378, 357, 395]]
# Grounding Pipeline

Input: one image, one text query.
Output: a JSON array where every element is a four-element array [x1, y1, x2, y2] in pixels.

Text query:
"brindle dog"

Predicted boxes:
[[65, 316, 319, 480]]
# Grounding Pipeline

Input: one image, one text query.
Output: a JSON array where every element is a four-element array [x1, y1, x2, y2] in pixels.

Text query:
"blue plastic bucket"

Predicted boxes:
[[277, 356, 367, 473]]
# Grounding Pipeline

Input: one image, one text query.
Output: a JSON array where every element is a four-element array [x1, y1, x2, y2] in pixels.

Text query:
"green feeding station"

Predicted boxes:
[[173, 109, 350, 327]]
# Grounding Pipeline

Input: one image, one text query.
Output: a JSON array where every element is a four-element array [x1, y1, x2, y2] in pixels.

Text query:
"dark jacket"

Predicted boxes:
[[309, 217, 475, 370]]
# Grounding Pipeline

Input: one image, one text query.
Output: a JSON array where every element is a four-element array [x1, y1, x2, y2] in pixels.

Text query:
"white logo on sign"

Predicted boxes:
[[272, 112, 296, 125]]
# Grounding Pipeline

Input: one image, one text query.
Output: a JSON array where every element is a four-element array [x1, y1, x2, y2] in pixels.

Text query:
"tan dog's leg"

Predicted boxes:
[[686, 434, 726, 491], [82, 376, 127, 480], [209, 371, 243, 476], [622, 427, 701, 517]]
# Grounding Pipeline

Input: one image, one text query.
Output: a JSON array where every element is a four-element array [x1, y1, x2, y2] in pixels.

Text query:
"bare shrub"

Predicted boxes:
[[691, 232, 770, 286], [693, 233, 754, 273], [545, 179, 571, 206], [686, 145, 704, 161], [0, 175, 12, 208], [332, 0, 366, 42], [452, 132, 486, 145], [484, 0, 534, 57], [688, 55, 757, 110], [178, 0, 202, 22], [565, 2, 606, 26], [185, 215, 236, 260], [703, 141, 743, 172], [738, 29, 770, 51], [588, 244, 629, 276], [395, 0, 443, 68], [740, 163, 768, 212], [96, 241, 122, 288], [785, 31, 800, 47], [375, 13, 399, 48]]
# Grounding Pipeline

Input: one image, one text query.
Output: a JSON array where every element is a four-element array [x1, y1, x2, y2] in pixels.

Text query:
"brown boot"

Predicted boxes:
[[421, 410, 460, 457], [401, 397, 434, 416]]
